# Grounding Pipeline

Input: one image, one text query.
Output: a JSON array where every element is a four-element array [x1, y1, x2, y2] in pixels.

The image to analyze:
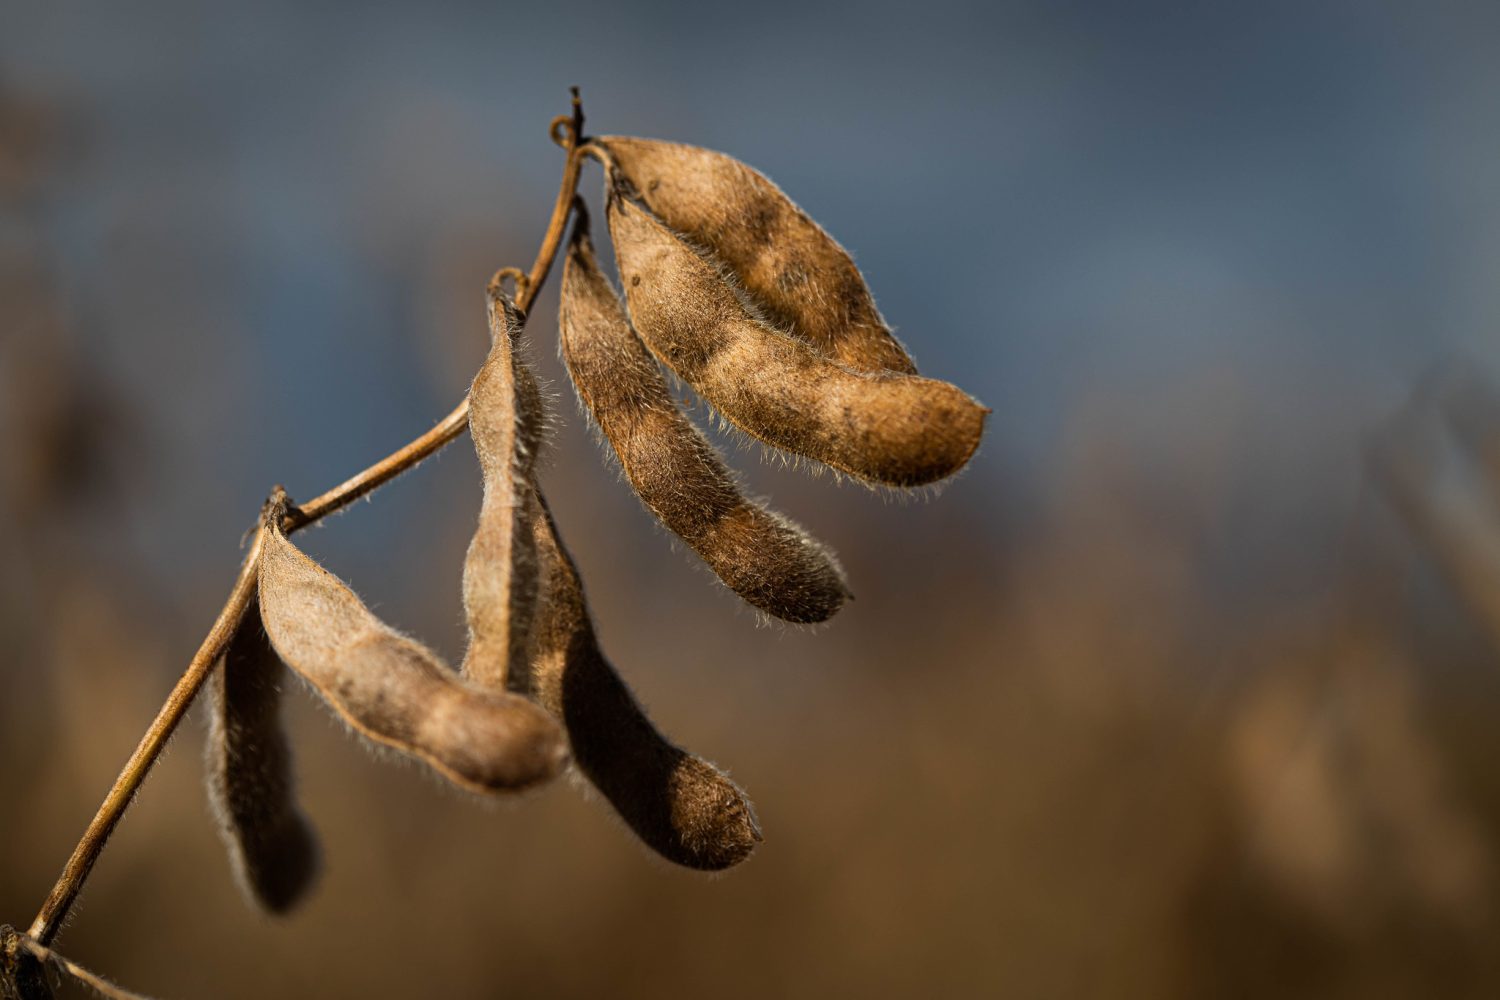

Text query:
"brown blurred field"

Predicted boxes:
[[7, 9, 1500, 995]]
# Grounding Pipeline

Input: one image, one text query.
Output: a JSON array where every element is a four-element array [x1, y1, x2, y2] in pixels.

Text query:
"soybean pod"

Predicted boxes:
[[516, 488, 762, 871], [461, 286, 546, 687], [205, 603, 319, 913], [606, 191, 988, 488], [595, 135, 918, 375], [257, 500, 567, 794], [561, 210, 848, 623]]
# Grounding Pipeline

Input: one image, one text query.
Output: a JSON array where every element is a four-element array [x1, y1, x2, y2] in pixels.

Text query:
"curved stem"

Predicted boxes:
[[27, 95, 589, 946], [526, 87, 585, 310]]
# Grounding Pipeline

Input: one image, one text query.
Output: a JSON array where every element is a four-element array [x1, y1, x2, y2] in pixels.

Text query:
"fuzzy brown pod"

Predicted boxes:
[[256, 505, 568, 794], [205, 601, 320, 914], [514, 489, 762, 870], [595, 135, 918, 375], [561, 212, 849, 623], [606, 192, 988, 488], [460, 287, 546, 687]]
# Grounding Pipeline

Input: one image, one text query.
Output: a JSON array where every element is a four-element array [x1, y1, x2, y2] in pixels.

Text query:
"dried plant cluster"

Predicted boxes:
[[6, 94, 984, 999]]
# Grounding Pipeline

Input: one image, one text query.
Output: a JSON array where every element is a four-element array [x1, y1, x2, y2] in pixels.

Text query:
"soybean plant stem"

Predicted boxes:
[[27, 93, 589, 947]]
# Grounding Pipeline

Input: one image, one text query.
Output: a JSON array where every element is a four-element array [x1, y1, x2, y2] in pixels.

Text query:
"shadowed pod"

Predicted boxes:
[[256, 497, 568, 795], [560, 204, 850, 624], [462, 286, 761, 868], [604, 187, 988, 488], [205, 603, 319, 914], [516, 489, 762, 871], [592, 135, 919, 376]]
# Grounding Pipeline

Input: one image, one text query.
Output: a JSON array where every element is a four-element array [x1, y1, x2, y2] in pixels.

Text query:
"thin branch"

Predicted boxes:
[[27, 543, 261, 946], [27, 93, 590, 947], [5, 925, 158, 1000]]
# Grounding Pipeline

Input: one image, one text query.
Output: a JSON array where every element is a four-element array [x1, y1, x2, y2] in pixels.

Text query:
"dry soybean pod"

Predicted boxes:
[[561, 207, 849, 623], [605, 190, 988, 488], [257, 495, 567, 793], [518, 487, 761, 870], [460, 284, 545, 687], [205, 601, 319, 914], [594, 135, 918, 375]]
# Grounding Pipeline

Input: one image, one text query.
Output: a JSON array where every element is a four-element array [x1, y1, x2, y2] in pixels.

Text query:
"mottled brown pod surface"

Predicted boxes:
[[460, 288, 545, 688], [206, 603, 319, 914], [516, 489, 761, 870], [606, 193, 988, 487], [596, 135, 918, 375], [257, 510, 567, 794], [561, 216, 848, 623]]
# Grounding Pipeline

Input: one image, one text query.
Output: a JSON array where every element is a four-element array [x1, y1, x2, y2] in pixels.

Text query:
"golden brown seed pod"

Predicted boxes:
[[605, 192, 988, 488], [460, 286, 545, 687], [517, 488, 762, 870], [595, 135, 917, 375], [561, 211, 849, 623], [256, 502, 568, 794], [205, 602, 319, 914]]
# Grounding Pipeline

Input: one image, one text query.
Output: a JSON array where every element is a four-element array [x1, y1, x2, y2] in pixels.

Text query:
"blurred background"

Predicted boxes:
[[5, 1, 1500, 996]]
